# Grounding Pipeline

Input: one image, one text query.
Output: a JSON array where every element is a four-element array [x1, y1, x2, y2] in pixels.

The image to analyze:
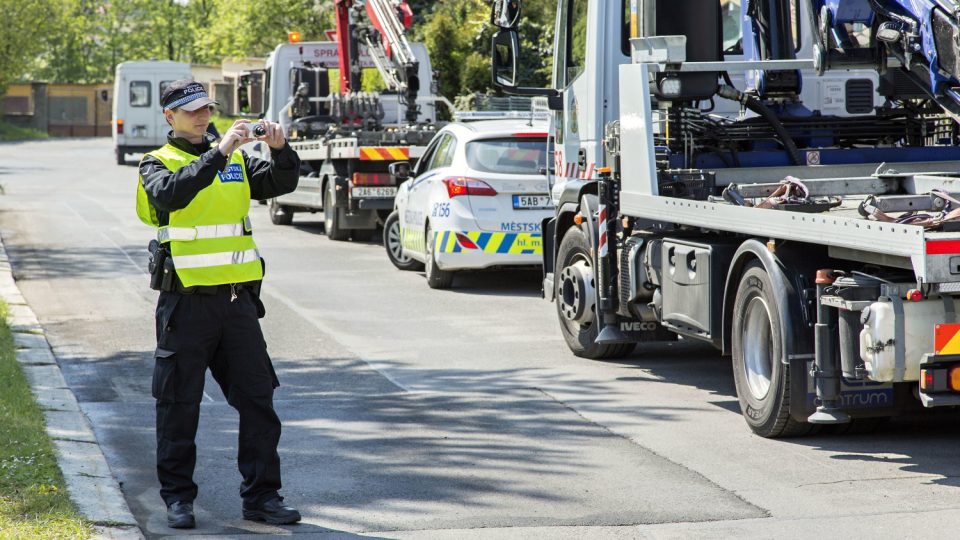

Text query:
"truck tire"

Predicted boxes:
[[116, 146, 125, 166], [555, 225, 635, 359], [425, 224, 454, 289], [384, 211, 423, 271], [269, 198, 294, 226], [731, 262, 811, 438], [324, 180, 349, 241]]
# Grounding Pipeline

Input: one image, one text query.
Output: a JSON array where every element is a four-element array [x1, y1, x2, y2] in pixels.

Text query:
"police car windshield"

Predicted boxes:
[[465, 138, 548, 175]]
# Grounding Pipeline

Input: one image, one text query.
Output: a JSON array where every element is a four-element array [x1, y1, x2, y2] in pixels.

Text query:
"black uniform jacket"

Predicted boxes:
[[139, 132, 300, 225]]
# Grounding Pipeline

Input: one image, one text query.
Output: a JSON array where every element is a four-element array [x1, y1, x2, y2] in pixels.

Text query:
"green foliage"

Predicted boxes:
[[0, 300, 92, 539], [2, 0, 557, 99], [0, 0, 57, 95], [414, 0, 556, 98], [195, 0, 334, 63], [0, 121, 48, 142]]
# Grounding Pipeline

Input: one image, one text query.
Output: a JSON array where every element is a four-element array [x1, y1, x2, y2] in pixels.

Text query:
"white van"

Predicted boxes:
[[112, 60, 192, 165]]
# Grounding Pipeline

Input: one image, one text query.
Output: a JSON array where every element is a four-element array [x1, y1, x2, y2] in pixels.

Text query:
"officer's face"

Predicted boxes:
[[165, 105, 214, 141]]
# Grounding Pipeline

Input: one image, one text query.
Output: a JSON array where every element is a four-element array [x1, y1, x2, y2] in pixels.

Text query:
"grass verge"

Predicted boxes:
[[0, 121, 47, 142], [0, 300, 91, 539]]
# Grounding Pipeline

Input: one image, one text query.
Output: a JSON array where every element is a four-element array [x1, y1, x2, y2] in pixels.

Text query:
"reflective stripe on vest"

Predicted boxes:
[[173, 248, 262, 269], [158, 216, 252, 243], [137, 144, 263, 287]]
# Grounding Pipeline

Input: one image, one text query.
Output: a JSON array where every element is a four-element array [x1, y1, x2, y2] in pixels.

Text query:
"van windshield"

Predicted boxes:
[[465, 138, 548, 175]]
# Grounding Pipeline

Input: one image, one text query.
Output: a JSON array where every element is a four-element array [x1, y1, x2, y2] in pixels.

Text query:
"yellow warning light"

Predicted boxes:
[[288, 31, 302, 43]]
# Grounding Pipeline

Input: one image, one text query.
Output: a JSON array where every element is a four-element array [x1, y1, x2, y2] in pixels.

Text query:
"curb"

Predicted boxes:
[[0, 239, 144, 540]]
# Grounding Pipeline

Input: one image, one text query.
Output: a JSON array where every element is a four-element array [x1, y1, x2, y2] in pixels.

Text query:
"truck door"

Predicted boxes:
[[552, 0, 591, 192]]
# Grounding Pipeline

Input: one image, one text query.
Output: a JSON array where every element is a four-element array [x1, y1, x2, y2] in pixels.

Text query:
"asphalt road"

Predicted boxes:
[[4, 138, 960, 539]]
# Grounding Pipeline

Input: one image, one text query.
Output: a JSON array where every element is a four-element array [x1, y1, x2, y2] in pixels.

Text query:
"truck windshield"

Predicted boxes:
[[466, 138, 548, 175]]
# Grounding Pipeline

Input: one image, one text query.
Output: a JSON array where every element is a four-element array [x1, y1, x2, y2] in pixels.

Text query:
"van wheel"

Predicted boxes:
[[425, 224, 454, 289], [116, 146, 125, 165], [731, 262, 812, 438], [269, 198, 294, 226], [555, 225, 635, 359], [324, 180, 349, 241]]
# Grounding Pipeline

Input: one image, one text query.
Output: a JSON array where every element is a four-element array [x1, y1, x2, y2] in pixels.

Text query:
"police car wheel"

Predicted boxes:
[[731, 262, 811, 438], [555, 224, 634, 360], [116, 146, 125, 166], [384, 211, 423, 271], [269, 199, 294, 226], [425, 224, 453, 289]]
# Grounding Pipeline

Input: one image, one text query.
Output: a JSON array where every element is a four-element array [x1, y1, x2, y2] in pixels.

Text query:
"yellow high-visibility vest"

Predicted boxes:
[[137, 144, 262, 287]]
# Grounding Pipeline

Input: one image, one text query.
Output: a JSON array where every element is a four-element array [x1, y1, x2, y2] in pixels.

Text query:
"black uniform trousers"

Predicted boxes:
[[152, 286, 281, 507]]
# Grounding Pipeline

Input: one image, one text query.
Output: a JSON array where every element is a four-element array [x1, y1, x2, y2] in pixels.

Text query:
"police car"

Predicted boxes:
[[384, 117, 552, 288]]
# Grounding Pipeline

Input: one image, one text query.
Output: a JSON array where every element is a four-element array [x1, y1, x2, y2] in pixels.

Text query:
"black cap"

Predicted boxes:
[[160, 79, 218, 111]]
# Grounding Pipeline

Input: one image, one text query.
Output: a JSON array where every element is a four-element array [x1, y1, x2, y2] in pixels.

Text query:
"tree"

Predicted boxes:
[[413, 0, 556, 99], [0, 0, 57, 94]]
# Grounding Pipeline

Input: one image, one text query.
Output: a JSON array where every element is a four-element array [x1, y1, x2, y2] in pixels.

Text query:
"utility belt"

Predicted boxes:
[[147, 239, 263, 296]]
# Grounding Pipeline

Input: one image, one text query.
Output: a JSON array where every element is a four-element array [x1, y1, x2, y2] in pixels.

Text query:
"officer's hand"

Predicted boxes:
[[260, 121, 286, 150], [218, 119, 254, 157]]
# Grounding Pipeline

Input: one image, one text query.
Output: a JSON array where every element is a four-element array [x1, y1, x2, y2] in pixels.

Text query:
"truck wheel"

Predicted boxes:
[[269, 198, 294, 226], [425, 224, 454, 289], [324, 180, 349, 241], [555, 225, 635, 359], [116, 146, 125, 166], [731, 262, 811, 438], [384, 211, 423, 271]]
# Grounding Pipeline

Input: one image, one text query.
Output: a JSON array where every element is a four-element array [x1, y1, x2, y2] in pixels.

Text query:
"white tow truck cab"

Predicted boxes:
[[112, 60, 192, 165], [491, 0, 960, 436]]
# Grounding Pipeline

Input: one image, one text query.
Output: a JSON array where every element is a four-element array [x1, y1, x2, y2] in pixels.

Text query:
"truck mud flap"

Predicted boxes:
[[615, 318, 677, 342]]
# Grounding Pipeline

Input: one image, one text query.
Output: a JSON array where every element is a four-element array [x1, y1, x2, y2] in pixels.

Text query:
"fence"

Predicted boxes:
[[2, 83, 113, 137]]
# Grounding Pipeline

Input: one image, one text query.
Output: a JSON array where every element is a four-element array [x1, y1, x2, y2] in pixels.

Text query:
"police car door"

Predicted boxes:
[[400, 135, 444, 255]]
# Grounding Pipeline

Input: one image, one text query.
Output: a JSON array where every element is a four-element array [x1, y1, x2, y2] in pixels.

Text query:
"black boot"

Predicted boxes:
[[167, 501, 196, 529], [242, 497, 301, 524]]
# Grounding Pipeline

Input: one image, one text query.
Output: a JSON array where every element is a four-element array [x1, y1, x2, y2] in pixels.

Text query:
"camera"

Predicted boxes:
[[243, 122, 267, 138]]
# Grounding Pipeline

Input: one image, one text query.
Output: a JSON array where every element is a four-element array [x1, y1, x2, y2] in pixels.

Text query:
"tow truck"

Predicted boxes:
[[492, 0, 960, 436], [243, 0, 450, 240]]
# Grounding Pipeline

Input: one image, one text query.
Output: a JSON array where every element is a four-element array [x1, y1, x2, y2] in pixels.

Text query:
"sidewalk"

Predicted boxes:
[[0, 237, 142, 540]]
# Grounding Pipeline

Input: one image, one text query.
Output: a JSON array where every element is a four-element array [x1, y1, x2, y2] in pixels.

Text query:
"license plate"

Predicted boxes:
[[513, 194, 553, 209], [352, 186, 397, 198]]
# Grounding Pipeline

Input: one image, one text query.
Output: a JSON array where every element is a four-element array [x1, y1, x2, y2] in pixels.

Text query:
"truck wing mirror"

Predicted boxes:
[[493, 31, 519, 87], [491, 31, 561, 99], [491, 0, 521, 30], [389, 161, 411, 181]]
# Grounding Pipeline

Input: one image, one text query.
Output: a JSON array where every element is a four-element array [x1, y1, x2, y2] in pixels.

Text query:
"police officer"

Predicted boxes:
[[136, 80, 301, 529]]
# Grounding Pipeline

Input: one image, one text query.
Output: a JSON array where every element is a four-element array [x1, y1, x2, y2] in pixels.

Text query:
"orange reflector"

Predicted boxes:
[[597, 167, 612, 174], [935, 324, 960, 355], [950, 367, 960, 391], [573, 214, 584, 225], [288, 31, 302, 43], [359, 147, 410, 161]]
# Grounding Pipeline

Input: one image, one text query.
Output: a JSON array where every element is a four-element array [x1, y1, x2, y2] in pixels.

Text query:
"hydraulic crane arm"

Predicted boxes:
[[333, 0, 421, 124]]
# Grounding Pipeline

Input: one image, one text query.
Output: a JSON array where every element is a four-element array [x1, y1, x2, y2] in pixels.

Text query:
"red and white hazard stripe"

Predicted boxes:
[[597, 204, 608, 258]]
